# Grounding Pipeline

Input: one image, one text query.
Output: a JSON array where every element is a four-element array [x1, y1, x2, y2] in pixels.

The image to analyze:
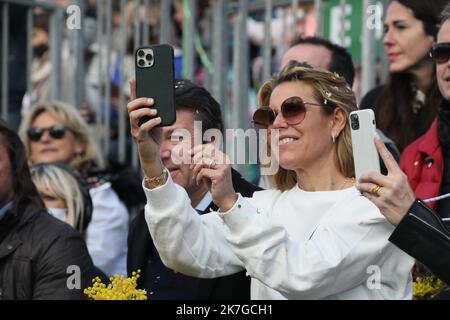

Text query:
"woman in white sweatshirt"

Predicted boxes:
[[127, 62, 414, 299]]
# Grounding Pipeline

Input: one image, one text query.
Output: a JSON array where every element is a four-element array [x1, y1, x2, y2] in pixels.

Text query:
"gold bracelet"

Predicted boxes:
[[144, 169, 168, 189]]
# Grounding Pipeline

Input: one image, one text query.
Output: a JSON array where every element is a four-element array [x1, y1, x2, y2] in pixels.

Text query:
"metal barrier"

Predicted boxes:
[[1, 0, 382, 174]]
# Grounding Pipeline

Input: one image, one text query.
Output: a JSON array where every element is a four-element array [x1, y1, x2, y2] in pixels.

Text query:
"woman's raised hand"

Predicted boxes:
[[190, 144, 238, 211], [356, 137, 415, 225]]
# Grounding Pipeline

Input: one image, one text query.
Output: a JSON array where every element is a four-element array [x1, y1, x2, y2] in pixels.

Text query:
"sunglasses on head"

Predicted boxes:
[[430, 43, 450, 64], [27, 124, 68, 142], [252, 96, 323, 129]]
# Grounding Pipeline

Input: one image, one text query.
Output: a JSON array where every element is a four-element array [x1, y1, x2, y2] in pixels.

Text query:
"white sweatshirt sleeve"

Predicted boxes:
[[143, 175, 244, 278], [86, 183, 129, 277], [218, 193, 412, 300]]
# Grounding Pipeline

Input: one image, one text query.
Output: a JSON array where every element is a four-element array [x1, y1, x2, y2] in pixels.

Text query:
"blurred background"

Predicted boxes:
[[0, 0, 388, 181]]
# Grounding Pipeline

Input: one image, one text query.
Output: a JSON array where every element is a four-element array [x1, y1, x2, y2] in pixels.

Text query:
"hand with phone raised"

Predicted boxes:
[[135, 44, 176, 127], [355, 137, 415, 226], [127, 80, 164, 178]]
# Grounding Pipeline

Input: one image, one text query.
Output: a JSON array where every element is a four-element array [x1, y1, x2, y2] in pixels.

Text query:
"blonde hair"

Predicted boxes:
[[30, 163, 88, 233], [19, 101, 105, 170], [258, 62, 357, 191]]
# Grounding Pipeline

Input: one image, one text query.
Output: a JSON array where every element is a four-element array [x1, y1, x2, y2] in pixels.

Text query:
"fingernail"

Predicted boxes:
[[148, 98, 153, 104], [157, 117, 162, 122]]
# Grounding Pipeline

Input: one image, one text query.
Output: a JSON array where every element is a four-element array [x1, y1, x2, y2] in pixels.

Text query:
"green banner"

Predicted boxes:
[[323, 0, 384, 63]]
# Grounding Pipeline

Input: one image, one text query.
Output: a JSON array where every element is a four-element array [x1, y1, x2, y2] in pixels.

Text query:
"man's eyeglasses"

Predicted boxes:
[[252, 96, 323, 129], [430, 43, 450, 64], [27, 125, 68, 142]]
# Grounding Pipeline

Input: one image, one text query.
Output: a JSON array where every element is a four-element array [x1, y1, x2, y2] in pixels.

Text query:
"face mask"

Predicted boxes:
[[47, 207, 68, 222], [33, 44, 49, 58]]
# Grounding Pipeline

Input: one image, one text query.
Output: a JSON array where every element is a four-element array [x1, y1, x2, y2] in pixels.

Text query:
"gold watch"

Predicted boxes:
[[144, 169, 169, 189]]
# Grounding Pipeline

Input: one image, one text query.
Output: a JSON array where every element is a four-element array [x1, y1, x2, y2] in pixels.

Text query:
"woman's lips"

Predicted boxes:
[[40, 148, 58, 153], [388, 53, 399, 61]]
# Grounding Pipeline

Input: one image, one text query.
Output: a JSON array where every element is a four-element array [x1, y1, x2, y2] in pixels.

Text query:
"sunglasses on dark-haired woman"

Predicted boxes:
[[430, 43, 450, 64], [252, 96, 323, 129], [27, 125, 69, 142]]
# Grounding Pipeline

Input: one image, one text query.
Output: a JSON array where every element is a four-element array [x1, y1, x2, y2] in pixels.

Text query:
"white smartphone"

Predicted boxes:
[[350, 109, 380, 180]]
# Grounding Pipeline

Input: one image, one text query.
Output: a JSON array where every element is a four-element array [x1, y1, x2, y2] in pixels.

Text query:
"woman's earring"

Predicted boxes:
[[332, 135, 336, 144]]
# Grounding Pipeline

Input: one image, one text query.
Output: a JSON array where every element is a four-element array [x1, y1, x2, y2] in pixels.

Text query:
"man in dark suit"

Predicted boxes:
[[127, 79, 261, 300]]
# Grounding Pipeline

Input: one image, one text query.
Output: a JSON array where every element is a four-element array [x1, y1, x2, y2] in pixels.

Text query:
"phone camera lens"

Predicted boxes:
[[138, 50, 145, 57], [146, 54, 153, 61], [138, 59, 145, 67], [350, 114, 359, 130]]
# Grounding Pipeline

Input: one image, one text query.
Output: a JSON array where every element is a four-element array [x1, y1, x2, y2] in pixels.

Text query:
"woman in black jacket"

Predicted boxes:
[[356, 137, 450, 285], [0, 120, 100, 299]]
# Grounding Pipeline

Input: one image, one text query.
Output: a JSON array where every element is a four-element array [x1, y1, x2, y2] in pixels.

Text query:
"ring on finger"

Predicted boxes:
[[208, 159, 217, 169], [371, 184, 382, 197]]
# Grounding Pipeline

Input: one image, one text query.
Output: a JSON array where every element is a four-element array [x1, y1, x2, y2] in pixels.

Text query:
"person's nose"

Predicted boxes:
[[383, 27, 395, 48], [271, 112, 288, 130], [39, 129, 52, 142]]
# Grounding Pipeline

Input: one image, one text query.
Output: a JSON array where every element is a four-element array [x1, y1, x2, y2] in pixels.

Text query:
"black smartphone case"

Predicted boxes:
[[135, 44, 176, 126]]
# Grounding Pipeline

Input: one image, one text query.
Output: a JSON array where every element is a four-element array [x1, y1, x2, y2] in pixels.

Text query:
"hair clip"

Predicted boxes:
[[175, 80, 185, 89], [323, 90, 332, 105], [331, 72, 340, 80]]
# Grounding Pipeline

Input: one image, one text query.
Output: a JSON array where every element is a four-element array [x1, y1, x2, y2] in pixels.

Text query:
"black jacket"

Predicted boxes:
[[0, 197, 101, 299], [127, 169, 262, 300], [359, 85, 383, 112], [389, 199, 450, 285]]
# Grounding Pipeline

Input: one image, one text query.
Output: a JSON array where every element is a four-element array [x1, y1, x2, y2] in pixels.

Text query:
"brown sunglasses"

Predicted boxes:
[[252, 96, 323, 129]]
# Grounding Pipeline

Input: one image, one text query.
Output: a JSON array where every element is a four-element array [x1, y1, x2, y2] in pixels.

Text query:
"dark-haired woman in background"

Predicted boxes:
[[360, 0, 448, 153]]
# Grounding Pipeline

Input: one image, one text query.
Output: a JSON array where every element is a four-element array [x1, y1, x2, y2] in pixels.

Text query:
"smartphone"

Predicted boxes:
[[135, 44, 176, 127], [350, 109, 380, 180]]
